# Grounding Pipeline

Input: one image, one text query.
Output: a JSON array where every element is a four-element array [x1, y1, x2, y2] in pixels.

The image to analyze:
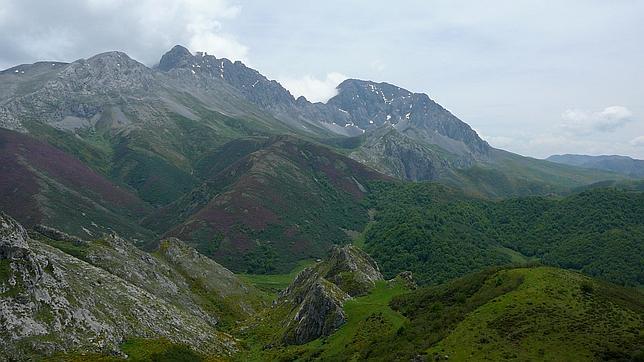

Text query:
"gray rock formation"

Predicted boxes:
[[33, 224, 88, 246], [350, 126, 457, 181], [277, 245, 383, 345], [322, 244, 384, 296], [284, 277, 350, 345], [0, 212, 252, 359], [0, 211, 29, 259], [154, 46, 491, 178], [329, 79, 490, 158], [82, 234, 260, 327]]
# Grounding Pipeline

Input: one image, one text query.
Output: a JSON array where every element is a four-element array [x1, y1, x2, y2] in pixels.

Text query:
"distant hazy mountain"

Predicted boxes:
[[547, 154, 644, 177]]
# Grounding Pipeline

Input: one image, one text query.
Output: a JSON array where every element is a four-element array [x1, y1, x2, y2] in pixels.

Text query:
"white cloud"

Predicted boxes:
[[0, 0, 248, 66], [476, 128, 644, 159], [630, 136, 644, 147], [369, 59, 386, 72], [279, 72, 347, 103], [188, 32, 248, 63], [561, 106, 634, 134]]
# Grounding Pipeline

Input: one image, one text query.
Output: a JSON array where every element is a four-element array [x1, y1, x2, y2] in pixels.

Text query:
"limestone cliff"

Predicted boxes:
[[277, 245, 383, 345], [0, 212, 256, 359]]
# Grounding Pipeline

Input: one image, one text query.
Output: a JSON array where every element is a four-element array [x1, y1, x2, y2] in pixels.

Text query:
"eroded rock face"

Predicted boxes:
[[33, 224, 87, 246], [324, 245, 383, 296], [349, 127, 467, 181], [278, 245, 384, 345], [284, 280, 349, 345], [0, 211, 29, 259], [83, 235, 260, 327], [0, 213, 238, 360]]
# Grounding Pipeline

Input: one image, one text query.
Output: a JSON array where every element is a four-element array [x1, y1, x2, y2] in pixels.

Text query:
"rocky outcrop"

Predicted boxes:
[[277, 245, 384, 345], [0, 211, 29, 259], [0, 212, 242, 360], [85, 234, 262, 328], [323, 244, 384, 296], [33, 224, 88, 246], [348, 126, 474, 181], [283, 279, 350, 345], [158, 238, 257, 302], [392, 271, 417, 290]]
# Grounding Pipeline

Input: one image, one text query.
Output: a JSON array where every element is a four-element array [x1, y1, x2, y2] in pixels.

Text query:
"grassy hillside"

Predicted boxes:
[[154, 136, 389, 273], [0, 128, 153, 240], [488, 149, 629, 190], [237, 266, 642, 361], [437, 150, 628, 199], [363, 181, 644, 286], [239, 259, 316, 299], [385, 267, 643, 361]]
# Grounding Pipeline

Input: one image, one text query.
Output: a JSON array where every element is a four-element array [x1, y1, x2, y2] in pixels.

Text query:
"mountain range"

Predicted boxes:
[[0, 45, 625, 228], [0, 45, 642, 360], [547, 154, 644, 177]]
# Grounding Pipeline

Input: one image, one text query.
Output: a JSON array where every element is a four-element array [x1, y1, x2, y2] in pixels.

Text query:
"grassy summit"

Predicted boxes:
[[393, 267, 644, 361]]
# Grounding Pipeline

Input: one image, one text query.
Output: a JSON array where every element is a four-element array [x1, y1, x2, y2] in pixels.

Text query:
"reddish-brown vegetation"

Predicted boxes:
[[0, 128, 149, 225]]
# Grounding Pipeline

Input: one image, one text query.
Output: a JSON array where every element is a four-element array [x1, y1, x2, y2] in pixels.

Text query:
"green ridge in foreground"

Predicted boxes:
[[426, 268, 643, 361], [373, 266, 644, 361], [240, 266, 643, 361]]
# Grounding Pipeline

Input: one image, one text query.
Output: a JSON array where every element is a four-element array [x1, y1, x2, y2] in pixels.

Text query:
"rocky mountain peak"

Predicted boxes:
[[158, 45, 193, 71], [336, 79, 410, 97], [151, 46, 490, 159], [329, 78, 490, 158], [80, 51, 149, 74], [88, 50, 132, 61], [157, 45, 297, 110], [55, 50, 156, 93]]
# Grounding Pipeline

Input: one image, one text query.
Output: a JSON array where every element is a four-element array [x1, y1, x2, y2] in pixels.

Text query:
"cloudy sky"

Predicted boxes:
[[1, 0, 643, 158]]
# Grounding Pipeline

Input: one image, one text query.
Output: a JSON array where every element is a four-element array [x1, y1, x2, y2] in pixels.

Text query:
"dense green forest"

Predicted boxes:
[[363, 182, 644, 286]]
